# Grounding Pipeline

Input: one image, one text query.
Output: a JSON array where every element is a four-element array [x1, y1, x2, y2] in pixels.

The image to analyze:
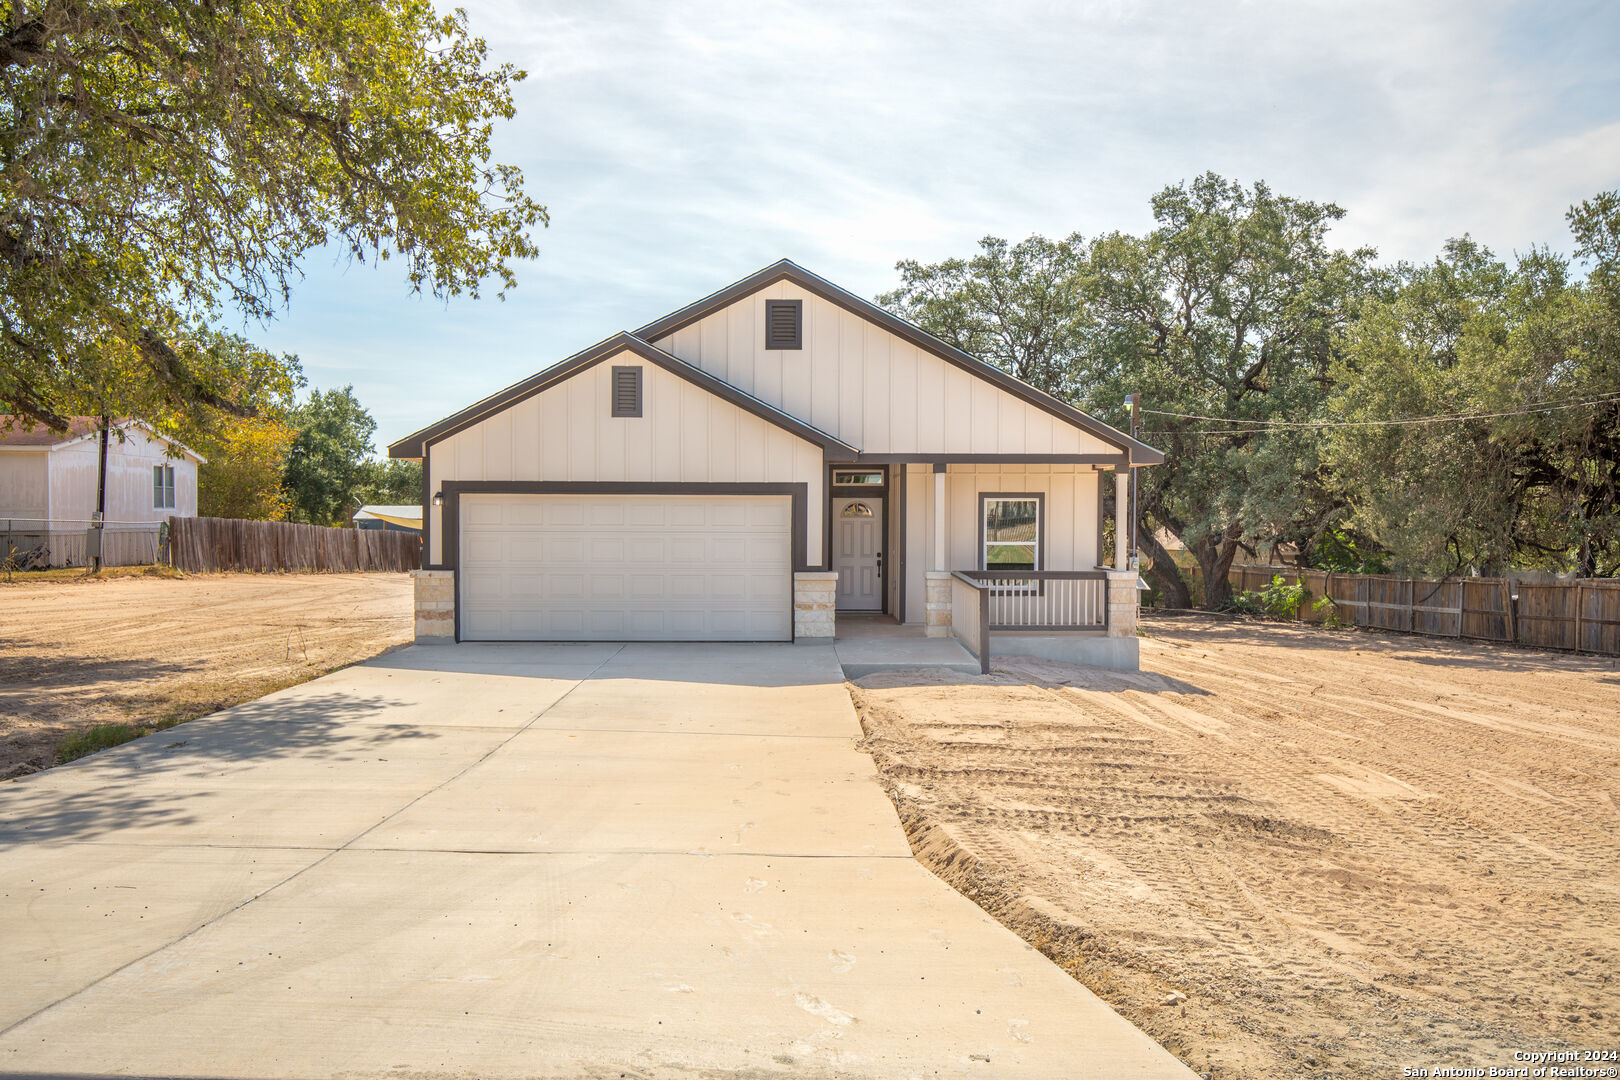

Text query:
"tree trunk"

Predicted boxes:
[[1575, 534, 1596, 579], [1197, 527, 1244, 610], [1140, 528, 1192, 609]]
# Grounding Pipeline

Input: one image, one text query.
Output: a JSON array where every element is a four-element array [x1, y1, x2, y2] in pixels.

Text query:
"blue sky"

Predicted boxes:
[[248, 0, 1620, 451]]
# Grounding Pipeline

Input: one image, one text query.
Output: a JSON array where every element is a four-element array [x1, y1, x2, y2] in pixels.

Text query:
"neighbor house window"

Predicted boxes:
[[153, 465, 175, 509], [764, 299, 803, 349], [981, 494, 1040, 571]]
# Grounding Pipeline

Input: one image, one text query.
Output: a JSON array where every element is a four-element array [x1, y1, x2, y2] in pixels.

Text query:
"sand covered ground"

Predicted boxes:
[[0, 572, 412, 777], [852, 615, 1620, 1079]]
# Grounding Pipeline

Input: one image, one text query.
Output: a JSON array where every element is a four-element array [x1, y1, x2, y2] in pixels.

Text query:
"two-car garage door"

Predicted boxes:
[[458, 493, 792, 641]]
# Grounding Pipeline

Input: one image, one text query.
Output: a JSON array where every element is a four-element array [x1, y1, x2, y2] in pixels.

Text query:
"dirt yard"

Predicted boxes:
[[852, 616, 1620, 1080], [0, 572, 413, 778]]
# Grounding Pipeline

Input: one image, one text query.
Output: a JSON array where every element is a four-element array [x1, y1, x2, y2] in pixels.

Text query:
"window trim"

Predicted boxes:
[[153, 464, 176, 510], [764, 299, 803, 350], [978, 491, 1043, 572], [610, 365, 643, 418]]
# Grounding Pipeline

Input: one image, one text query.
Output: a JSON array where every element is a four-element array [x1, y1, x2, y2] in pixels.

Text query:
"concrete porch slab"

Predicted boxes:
[[833, 617, 981, 678]]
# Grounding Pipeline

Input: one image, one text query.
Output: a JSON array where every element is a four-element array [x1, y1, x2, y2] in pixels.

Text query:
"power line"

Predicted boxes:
[[1140, 391, 1620, 433]]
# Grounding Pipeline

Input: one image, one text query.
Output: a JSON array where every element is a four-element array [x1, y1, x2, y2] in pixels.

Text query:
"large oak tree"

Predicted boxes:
[[882, 174, 1373, 608], [1, 0, 545, 430]]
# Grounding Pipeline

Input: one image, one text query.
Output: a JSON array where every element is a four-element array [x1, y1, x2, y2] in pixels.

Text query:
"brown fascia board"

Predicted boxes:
[[633, 258, 1165, 467], [387, 331, 858, 460]]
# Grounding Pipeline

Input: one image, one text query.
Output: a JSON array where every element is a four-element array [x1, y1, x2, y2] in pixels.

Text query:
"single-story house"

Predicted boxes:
[[389, 260, 1161, 669], [0, 416, 202, 567], [353, 504, 423, 533]]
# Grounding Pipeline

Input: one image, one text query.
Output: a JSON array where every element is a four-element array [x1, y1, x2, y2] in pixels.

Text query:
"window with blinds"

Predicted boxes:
[[610, 365, 643, 417], [764, 299, 802, 350]]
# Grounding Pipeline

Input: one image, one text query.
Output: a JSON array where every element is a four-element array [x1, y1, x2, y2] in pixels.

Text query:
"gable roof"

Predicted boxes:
[[387, 332, 858, 460], [0, 416, 106, 446], [0, 416, 204, 462], [635, 259, 1164, 466]]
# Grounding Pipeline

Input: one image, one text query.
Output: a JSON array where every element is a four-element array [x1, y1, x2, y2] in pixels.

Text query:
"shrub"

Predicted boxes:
[[1224, 591, 1264, 615], [1312, 593, 1343, 628], [1258, 575, 1307, 619]]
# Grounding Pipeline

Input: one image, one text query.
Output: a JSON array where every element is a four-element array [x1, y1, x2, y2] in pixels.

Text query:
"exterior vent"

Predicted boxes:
[[611, 365, 643, 417], [764, 299, 803, 350]]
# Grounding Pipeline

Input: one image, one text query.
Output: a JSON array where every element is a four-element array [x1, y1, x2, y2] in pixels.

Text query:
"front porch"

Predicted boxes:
[[798, 460, 1143, 673]]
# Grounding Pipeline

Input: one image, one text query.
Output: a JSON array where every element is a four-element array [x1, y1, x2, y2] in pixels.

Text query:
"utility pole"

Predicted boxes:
[[91, 416, 109, 572]]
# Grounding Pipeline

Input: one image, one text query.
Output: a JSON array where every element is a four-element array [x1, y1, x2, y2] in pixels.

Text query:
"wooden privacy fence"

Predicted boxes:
[[1225, 563, 1620, 656], [168, 516, 421, 574]]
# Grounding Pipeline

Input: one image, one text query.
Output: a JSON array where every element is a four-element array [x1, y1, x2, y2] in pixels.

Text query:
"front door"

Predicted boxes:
[[833, 497, 882, 610]]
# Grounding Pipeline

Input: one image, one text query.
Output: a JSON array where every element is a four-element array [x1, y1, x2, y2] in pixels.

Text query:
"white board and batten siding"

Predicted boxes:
[[654, 282, 1120, 458], [901, 463, 1102, 624], [459, 492, 792, 641], [426, 352, 824, 566]]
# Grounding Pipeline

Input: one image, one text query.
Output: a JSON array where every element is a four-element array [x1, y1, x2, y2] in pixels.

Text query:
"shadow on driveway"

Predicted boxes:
[[0, 690, 432, 846]]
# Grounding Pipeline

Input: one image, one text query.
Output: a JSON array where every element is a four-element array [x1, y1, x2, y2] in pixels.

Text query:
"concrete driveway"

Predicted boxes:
[[0, 642, 1193, 1079]]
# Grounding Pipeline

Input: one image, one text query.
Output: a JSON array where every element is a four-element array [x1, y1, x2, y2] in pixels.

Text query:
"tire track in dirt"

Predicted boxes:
[[852, 615, 1620, 1079]]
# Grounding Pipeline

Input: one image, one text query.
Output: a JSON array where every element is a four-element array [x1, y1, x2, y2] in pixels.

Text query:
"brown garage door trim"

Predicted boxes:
[[442, 481, 810, 643]]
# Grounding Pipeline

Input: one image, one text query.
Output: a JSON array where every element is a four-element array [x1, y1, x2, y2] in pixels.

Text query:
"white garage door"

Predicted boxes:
[[459, 493, 793, 641]]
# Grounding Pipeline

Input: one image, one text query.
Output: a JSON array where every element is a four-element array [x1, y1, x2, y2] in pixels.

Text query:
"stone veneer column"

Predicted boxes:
[[1105, 569, 1138, 638], [925, 570, 953, 638], [793, 571, 838, 643], [412, 569, 455, 644]]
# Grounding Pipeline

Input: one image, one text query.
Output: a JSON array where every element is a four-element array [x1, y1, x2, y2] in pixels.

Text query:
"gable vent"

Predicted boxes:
[[764, 299, 803, 350], [611, 365, 643, 417]]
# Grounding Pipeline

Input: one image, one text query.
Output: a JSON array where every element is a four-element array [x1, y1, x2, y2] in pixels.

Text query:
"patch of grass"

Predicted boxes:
[[4, 564, 184, 586], [55, 714, 190, 764], [56, 723, 142, 763]]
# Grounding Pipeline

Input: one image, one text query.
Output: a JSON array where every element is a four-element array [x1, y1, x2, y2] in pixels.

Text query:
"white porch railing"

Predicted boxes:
[[958, 570, 1109, 631]]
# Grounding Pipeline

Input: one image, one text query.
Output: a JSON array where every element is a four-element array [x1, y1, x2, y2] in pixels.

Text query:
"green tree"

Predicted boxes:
[[283, 386, 377, 526], [194, 416, 299, 520], [1082, 175, 1374, 607], [882, 174, 1373, 608], [152, 331, 304, 520], [880, 236, 1090, 398], [353, 457, 423, 507], [1325, 202, 1620, 577], [0, 0, 545, 432]]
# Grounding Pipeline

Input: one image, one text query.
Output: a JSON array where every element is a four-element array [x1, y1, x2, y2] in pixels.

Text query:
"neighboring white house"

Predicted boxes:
[[389, 261, 1162, 668], [0, 417, 202, 567]]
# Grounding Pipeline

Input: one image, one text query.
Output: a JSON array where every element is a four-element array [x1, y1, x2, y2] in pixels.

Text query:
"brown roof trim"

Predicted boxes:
[[388, 332, 857, 460], [0, 416, 204, 462], [633, 259, 1164, 467]]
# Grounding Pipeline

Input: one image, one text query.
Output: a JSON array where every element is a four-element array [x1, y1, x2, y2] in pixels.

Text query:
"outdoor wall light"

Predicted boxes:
[[432, 491, 444, 507]]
